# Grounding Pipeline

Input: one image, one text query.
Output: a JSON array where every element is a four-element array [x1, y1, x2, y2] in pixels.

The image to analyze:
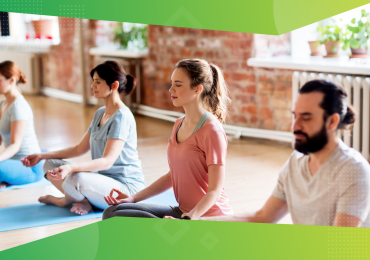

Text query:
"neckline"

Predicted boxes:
[[0, 95, 23, 121], [175, 117, 217, 146], [304, 142, 340, 181], [97, 106, 124, 128]]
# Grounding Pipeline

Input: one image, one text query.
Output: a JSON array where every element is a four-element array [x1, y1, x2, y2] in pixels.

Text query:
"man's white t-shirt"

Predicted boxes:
[[272, 140, 370, 227]]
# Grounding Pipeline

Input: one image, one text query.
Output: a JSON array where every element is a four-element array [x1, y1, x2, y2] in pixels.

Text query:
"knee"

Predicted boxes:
[[62, 172, 83, 190], [43, 159, 55, 173], [102, 205, 118, 220]]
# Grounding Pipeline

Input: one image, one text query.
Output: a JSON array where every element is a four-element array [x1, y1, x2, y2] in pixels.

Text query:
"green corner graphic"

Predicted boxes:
[[1, 217, 370, 259], [0, 0, 368, 34]]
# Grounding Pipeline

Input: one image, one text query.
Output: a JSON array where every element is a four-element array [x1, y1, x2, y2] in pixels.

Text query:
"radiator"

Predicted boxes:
[[293, 71, 370, 161], [0, 51, 40, 94]]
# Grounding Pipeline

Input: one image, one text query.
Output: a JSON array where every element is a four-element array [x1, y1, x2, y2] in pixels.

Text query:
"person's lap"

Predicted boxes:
[[0, 159, 44, 185], [103, 203, 183, 219], [44, 159, 136, 210]]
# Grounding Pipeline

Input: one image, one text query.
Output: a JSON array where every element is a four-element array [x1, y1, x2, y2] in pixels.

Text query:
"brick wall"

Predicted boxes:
[[42, 18, 97, 95], [142, 25, 293, 131]]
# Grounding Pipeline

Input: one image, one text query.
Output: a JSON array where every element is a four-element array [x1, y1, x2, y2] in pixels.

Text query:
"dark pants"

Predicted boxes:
[[103, 203, 183, 219]]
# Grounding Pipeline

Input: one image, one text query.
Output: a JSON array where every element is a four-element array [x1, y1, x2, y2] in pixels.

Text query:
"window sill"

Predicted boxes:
[[247, 55, 370, 76], [89, 47, 148, 59], [0, 38, 56, 53]]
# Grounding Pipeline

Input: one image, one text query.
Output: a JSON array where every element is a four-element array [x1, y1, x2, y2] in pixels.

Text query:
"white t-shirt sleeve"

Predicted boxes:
[[10, 100, 29, 122], [272, 159, 291, 201], [336, 163, 370, 222]]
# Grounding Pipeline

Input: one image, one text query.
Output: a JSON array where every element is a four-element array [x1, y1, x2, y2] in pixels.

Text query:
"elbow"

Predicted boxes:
[[102, 159, 114, 171]]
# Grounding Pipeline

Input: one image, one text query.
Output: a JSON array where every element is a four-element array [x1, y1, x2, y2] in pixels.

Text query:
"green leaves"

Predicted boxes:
[[113, 23, 148, 50], [317, 23, 342, 44], [326, 9, 370, 51]]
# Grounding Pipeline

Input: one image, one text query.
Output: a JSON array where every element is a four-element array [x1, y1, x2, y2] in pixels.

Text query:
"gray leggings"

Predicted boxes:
[[103, 203, 183, 219]]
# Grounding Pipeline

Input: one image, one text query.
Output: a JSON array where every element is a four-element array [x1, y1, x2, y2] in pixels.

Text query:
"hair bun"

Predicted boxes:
[[18, 72, 27, 84], [340, 105, 356, 129], [123, 74, 136, 96]]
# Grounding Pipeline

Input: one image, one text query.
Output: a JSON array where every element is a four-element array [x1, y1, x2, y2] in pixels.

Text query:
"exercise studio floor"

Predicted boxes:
[[0, 95, 293, 251]]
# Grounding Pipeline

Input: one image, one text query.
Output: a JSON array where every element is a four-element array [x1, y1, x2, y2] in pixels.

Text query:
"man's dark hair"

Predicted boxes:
[[299, 79, 355, 129]]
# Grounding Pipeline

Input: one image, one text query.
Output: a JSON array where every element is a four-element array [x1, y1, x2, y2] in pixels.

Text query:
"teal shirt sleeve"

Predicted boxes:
[[107, 111, 131, 142]]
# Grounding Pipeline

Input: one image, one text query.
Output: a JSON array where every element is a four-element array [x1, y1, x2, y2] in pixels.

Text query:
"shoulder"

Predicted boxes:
[[115, 106, 134, 121], [335, 141, 370, 179], [12, 95, 30, 108], [10, 96, 32, 114], [95, 106, 106, 115], [201, 121, 227, 146], [110, 106, 135, 126]]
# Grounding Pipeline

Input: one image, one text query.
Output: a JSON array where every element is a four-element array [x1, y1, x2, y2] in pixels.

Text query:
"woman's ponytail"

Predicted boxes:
[[205, 64, 230, 123]]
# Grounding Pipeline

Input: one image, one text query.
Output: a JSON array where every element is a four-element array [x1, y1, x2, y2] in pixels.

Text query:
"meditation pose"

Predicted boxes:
[[0, 61, 43, 189], [22, 61, 145, 215], [201, 79, 370, 227], [103, 58, 233, 220]]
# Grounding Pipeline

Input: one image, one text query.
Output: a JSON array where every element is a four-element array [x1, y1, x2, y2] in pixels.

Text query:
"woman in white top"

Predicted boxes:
[[0, 60, 43, 189]]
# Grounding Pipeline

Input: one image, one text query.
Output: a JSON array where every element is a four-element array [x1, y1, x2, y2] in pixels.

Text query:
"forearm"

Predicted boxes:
[[200, 211, 265, 223], [0, 143, 20, 162], [69, 157, 113, 173], [41, 145, 83, 160], [187, 190, 221, 220], [133, 174, 173, 202]]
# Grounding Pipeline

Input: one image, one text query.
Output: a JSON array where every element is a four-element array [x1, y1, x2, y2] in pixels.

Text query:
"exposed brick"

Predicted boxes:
[[232, 115, 248, 124], [226, 62, 239, 71], [273, 90, 286, 99], [263, 118, 275, 130], [185, 39, 196, 47], [271, 97, 287, 109], [275, 109, 292, 119], [231, 73, 250, 81], [180, 48, 192, 57], [242, 84, 256, 94], [241, 104, 257, 115], [259, 107, 273, 119]]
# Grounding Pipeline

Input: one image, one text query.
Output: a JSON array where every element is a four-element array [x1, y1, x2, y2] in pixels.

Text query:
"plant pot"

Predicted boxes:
[[351, 46, 367, 54], [349, 46, 368, 59], [31, 20, 53, 39], [324, 41, 340, 58], [308, 41, 325, 56]]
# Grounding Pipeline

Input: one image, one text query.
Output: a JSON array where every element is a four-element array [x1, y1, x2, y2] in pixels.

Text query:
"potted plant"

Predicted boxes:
[[317, 21, 342, 57], [114, 23, 148, 50], [31, 19, 53, 39], [308, 40, 325, 56], [342, 9, 370, 58]]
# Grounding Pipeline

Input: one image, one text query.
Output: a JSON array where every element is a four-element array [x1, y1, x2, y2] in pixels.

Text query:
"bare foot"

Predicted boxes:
[[70, 199, 92, 215], [0, 183, 7, 189], [38, 195, 70, 207]]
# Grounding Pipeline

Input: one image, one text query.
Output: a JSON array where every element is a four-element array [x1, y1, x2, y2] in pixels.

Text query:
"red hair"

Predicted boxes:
[[0, 60, 27, 84]]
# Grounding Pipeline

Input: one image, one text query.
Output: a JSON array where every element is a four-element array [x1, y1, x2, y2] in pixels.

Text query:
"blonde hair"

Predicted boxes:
[[175, 59, 230, 123]]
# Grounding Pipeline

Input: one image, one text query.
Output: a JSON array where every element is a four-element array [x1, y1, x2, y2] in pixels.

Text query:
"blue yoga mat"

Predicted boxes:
[[0, 189, 178, 232], [1, 178, 51, 192]]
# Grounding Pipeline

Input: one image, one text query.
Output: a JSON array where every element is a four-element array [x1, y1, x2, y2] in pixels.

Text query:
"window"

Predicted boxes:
[[291, 4, 370, 58]]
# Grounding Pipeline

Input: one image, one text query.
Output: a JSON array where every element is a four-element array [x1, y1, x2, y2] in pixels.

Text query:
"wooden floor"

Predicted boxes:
[[0, 95, 293, 251]]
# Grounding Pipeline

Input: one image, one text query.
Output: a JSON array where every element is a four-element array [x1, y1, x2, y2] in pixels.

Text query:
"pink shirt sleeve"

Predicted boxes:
[[201, 128, 228, 166]]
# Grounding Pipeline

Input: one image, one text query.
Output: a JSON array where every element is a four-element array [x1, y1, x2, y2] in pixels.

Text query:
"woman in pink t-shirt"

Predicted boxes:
[[103, 58, 233, 220]]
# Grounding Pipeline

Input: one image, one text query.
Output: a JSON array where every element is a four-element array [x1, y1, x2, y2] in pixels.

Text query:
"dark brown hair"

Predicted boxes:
[[90, 61, 136, 96], [0, 60, 27, 84], [299, 79, 355, 130], [175, 59, 230, 123]]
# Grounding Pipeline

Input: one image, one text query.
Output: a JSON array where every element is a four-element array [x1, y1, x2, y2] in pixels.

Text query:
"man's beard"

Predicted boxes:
[[294, 123, 328, 155]]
